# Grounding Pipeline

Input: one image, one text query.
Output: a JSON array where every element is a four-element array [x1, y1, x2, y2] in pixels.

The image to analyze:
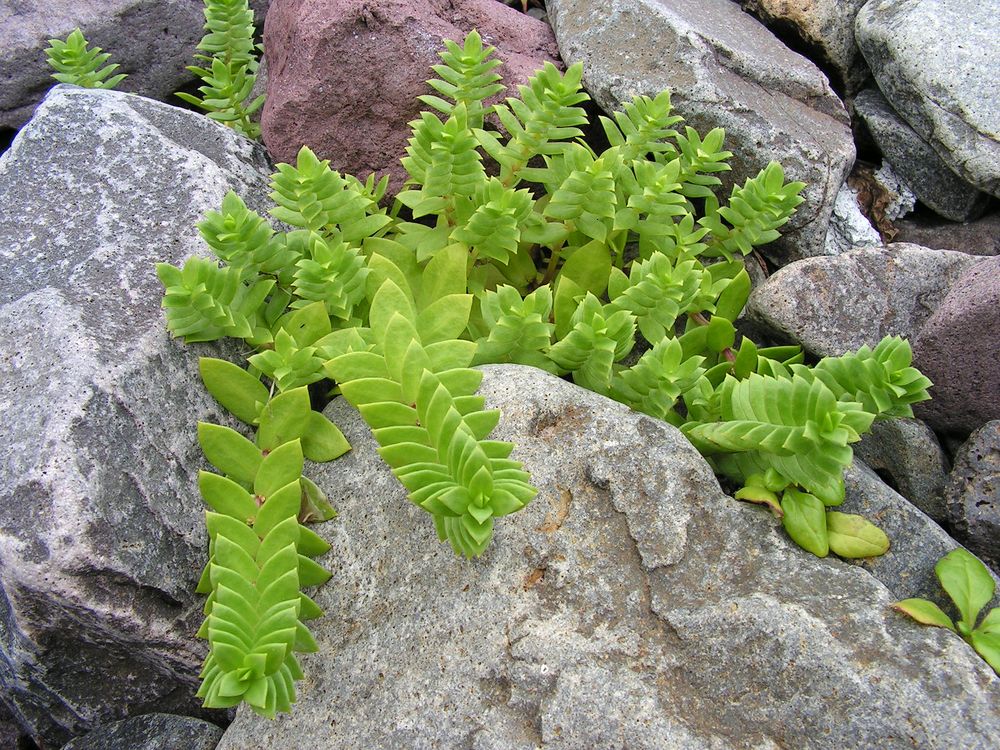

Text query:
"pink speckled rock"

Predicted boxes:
[[913, 256, 1000, 435], [261, 0, 560, 192]]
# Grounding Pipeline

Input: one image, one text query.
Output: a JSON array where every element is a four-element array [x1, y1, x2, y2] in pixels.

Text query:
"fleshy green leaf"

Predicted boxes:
[[200, 358, 270, 425], [826, 512, 889, 558], [892, 599, 956, 631], [935, 548, 995, 632]]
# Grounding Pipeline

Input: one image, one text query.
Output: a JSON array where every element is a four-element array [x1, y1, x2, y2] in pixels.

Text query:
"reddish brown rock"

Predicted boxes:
[[913, 257, 1000, 435], [261, 0, 560, 191]]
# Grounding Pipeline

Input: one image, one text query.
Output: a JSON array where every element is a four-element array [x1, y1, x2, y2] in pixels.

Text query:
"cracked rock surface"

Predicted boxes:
[[0, 86, 271, 747], [217, 365, 1000, 750]]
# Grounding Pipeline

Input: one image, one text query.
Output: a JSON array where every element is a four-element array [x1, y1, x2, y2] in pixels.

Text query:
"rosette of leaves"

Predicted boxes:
[[176, 0, 264, 138], [683, 372, 887, 557], [548, 293, 636, 395], [894, 548, 1000, 674], [471, 285, 556, 372], [45, 28, 126, 89]]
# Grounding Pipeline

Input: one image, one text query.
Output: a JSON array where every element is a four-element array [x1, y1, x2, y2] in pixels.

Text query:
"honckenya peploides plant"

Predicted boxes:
[[44, 11, 937, 717], [151, 29, 935, 715]]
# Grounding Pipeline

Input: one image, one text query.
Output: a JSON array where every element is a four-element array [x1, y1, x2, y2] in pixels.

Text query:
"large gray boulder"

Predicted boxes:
[[855, 88, 991, 222], [0, 86, 273, 747], [216, 365, 1000, 750], [739, 0, 871, 93], [745, 243, 980, 355], [855, 0, 1000, 198], [546, 0, 855, 263], [0, 0, 269, 133]]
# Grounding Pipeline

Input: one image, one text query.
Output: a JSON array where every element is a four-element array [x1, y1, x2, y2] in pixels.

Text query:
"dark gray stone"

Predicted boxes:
[[944, 421, 1000, 573], [842, 460, 999, 609], [0, 86, 273, 748], [894, 210, 1000, 256], [745, 243, 980, 356], [216, 365, 1000, 750], [854, 418, 949, 522], [546, 0, 855, 263], [0, 1, 269, 133], [62, 713, 223, 750], [912, 256, 1000, 434], [855, 88, 991, 222], [855, 0, 1000, 198]]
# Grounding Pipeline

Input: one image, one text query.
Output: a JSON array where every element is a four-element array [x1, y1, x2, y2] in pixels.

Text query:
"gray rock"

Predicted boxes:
[[0, 1, 269, 133], [745, 243, 980, 355], [546, 0, 855, 263], [872, 162, 916, 221], [854, 418, 949, 522], [842, 460, 1000, 608], [216, 365, 1000, 750], [855, 0, 1000, 198], [0, 86, 273, 747], [894, 210, 1000, 256], [824, 180, 882, 254], [739, 0, 871, 93], [944, 421, 1000, 573], [855, 88, 991, 222], [913, 256, 1000, 434], [62, 713, 223, 750]]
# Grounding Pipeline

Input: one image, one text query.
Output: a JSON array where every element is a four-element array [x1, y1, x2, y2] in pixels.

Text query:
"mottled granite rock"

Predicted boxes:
[[216, 365, 1000, 750], [0, 86, 271, 747], [740, 0, 871, 93], [855, 87, 990, 221], [745, 243, 979, 355], [856, 0, 1000, 197]]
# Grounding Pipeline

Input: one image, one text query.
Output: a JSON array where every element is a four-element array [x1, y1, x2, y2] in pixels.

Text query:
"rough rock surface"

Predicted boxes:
[[739, 0, 870, 93], [547, 0, 855, 263], [0, 0, 269, 133], [843, 460, 1000, 607], [944, 421, 1000, 573], [894, 210, 1000, 256], [855, 0, 1000, 197], [912, 256, 1000, 434], [62, 713, 224, 750], [745, 243, 980, 355], [855, 88, 990, 222], [0, 86, 272, 747], [216, 365, 1000, 750], [261, 0, 559, 191], [823, 180, 882, 254], [854, 418, 948, 522]]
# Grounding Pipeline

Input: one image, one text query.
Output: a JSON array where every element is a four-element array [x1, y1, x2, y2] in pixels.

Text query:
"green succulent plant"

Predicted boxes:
[[176, 0, 264, 138], [44, 28, 126, 89], [158, 29, 934, 715], [894, 548, 1000, 675]]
